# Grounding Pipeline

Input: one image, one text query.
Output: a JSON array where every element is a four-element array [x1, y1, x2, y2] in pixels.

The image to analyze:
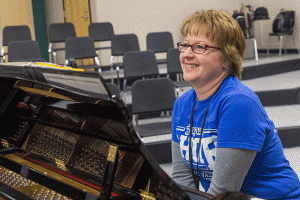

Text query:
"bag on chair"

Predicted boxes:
[[253, 7, 269, 20], [272, 9, 295, 33]]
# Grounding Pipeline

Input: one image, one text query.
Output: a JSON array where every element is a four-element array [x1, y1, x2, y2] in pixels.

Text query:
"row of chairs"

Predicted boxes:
[[1, 24, 175, 81], [48, 22, 114, 63], [47, 22, 175, 85], [47, 22, 174, 65], [1, 36, 189, 94]]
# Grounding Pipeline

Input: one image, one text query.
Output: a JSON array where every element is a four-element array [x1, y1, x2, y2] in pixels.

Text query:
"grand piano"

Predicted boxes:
[[0, 62, 212, 200]]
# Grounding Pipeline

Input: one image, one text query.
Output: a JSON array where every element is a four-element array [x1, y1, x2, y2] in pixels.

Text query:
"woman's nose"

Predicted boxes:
[[182, 47, 194, 58]]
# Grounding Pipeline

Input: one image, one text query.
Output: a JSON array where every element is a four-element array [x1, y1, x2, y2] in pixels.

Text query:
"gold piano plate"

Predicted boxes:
[[4, 154, 101, 197], [0, 166, 72, 200]]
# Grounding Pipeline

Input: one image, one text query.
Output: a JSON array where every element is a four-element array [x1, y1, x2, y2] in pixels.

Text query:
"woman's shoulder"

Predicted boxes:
[[220, 76, 260, 103], [215, 76, 265, 113]]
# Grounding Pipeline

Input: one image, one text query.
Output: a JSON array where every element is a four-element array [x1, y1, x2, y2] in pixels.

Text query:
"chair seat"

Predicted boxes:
[[135, 121, 172, 137], [269, 32, 293, 36], [111, 62, 123, 68], [95, 46, 111, 51], [76, 64, 102, 71], [156, 58, 167, 65], [52, 47, 66, 52], [173, 81, 191, 88], [12, 58, 46, 62]]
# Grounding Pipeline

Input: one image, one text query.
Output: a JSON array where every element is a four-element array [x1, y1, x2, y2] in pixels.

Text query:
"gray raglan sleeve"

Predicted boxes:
[[171, 140, 197, 190], [207, 147, 257, 195]]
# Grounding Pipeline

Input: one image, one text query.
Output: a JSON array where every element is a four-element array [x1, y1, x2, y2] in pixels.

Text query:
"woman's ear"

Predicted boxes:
[[222, 60, 230, 71]]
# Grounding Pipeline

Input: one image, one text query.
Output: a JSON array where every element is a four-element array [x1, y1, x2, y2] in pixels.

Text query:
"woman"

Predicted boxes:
[[172, 10, 300, 199]]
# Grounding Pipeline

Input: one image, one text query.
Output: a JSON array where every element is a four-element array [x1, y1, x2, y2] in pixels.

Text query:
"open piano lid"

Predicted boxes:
[[0, 62, 212, 200]]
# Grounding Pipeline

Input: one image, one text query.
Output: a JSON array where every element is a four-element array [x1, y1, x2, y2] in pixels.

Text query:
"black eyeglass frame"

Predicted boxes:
[[177, 42, 221, 54]]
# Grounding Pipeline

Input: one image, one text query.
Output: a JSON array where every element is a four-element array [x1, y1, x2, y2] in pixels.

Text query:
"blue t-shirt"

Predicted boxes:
[[172, 76, 300, 199]]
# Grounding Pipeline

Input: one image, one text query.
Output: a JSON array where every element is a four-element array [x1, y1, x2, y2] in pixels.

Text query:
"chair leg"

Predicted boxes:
[[53, 52, 57, 64], [266, 36, 270, 56], [116, 66, 120, 89], [175, 87, 180, 98], [48, 43, 52, 63], [110, 56, 114, 83], [292, 35, 300, 54], [96, 50, 101, 66], [279, 35, 283, 56], [1, 47, 5, 63], [253, 39, 259, 61]]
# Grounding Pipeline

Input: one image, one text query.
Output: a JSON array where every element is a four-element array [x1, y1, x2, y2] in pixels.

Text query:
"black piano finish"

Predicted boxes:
[[0, 62, 212, 200]]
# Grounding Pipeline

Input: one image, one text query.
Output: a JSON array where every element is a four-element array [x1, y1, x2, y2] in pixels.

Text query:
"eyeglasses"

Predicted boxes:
[[177, 42, 221, 54]]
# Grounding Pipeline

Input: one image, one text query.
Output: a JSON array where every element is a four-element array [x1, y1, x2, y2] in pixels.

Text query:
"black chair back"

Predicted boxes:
[[48, 23, 76, 43], [167, 48, 182, 74], [8, 40, 45, 62], [123, 50, 159, 79], [89, 22, 114, 42], [65, 37, 98, 60], [146, 31, 174, 53], [132, 78, 176, 115], [111, 34, 140, 56], [3, 25, 32, 46]]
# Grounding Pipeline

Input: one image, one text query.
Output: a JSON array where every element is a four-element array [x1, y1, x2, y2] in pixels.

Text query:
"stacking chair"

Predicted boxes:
[[8, 40, 46, 62], [131, 78, 176, 137], [1, 25, 32, 62], [146, 31, 174, 65], [48, 23, 76, 63], [65, 37, 101, 71], [236, 16, 258, 61], [266, 11, 299, 56], [166, 48, 191, 96], [110, 34, 140, 83], [88, 22, 114, 53], [122, 50, 159, 91]]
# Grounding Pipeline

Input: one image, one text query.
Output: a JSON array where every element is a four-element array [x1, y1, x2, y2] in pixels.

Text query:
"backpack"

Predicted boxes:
[[253, 7, 269, 20], [272, 10, 295, 33]]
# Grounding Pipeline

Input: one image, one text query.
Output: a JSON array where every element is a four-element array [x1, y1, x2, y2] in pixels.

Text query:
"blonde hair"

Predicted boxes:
[[181, 10, 245, 79]]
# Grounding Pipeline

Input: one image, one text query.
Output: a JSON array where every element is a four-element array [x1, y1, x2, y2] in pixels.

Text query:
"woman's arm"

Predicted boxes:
[[172, 140, 198, 190], [207, 147, 257, 195]]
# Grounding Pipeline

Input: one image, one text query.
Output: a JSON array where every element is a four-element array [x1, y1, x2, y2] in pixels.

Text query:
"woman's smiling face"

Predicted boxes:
[[180, 26, 228, 87]]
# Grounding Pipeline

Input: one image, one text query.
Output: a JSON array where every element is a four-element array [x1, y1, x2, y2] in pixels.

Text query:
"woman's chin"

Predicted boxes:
[[183, 74, 197, 83]]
